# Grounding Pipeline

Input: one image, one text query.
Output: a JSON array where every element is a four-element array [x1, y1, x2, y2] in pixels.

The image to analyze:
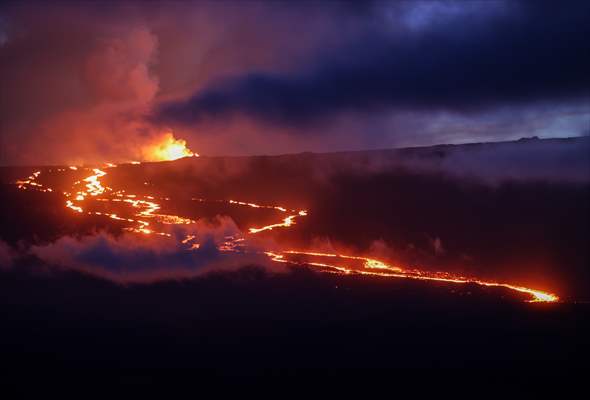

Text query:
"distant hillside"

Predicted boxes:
[[170, 135, 590, 184]]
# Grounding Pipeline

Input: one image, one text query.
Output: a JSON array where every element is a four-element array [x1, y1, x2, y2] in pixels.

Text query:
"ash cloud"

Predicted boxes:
[[0, 3, 162, 165]]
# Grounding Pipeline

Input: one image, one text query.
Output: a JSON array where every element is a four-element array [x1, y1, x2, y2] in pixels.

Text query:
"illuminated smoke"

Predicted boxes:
[[0, 240, 15, 269]]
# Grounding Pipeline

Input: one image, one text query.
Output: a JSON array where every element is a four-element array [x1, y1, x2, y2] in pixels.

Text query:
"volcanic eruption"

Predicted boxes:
[[2, 0, 589, 372], [13, 140, 559, 303]]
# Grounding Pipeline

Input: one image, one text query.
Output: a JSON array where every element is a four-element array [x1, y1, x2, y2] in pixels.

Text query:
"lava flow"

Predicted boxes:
[[265, 251, 558, 303], [13, 146, 559, 303]]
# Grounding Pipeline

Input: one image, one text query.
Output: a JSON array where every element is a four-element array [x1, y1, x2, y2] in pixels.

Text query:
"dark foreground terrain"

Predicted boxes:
[[1, 265, 588, 372]]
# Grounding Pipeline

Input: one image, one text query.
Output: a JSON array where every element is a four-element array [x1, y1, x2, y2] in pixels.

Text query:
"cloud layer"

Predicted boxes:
[[156, 1, 590, 125], [30, 217, 272, 283]]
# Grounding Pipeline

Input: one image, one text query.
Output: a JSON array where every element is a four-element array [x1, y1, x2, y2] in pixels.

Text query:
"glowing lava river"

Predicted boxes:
[[15, 161, 559, 303]]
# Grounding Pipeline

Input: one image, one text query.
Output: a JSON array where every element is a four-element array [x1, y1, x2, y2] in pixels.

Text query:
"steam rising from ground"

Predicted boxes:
[[29, 217, 272, 283], [0, 240, 14, 269]]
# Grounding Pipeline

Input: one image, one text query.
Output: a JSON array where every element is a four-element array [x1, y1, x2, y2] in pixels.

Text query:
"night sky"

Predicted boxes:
[[0, 0, 589, 165]]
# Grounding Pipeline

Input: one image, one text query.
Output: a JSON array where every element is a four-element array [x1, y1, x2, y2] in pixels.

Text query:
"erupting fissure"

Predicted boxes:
[[15, 162, 559, 303], [143, 132, 197, 161]]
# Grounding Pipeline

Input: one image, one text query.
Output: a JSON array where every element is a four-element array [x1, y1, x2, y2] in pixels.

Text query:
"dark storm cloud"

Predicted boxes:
[[1, 1, 588, 164], [156, 1, 590, 126]]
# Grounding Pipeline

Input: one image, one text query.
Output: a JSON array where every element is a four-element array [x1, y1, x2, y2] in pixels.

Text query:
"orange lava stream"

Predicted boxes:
[[16, 170, 53, 193], [248, 214, 298, 233], [191, 197, 308, 234], [14, 163, 559, 303], [228, 199, 288, 213], [83, 168, 107, 196], [264, 251, 558, 303]]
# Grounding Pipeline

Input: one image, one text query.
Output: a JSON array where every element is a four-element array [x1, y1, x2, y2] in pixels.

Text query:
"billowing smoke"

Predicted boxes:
[[0, 1, 344, 165], [0, 4, 165, 164], [1, 1, 588, 165], [83, 28, 159, 104]]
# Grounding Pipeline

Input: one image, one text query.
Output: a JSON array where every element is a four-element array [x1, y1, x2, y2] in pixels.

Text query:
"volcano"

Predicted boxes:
[[1, 137, 589, 372]]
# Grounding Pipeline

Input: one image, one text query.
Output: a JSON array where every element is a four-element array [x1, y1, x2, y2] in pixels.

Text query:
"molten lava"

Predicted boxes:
[[14, 159, 560, 303], [143, 132, 196, 161], [264, 251, 558, 303]]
